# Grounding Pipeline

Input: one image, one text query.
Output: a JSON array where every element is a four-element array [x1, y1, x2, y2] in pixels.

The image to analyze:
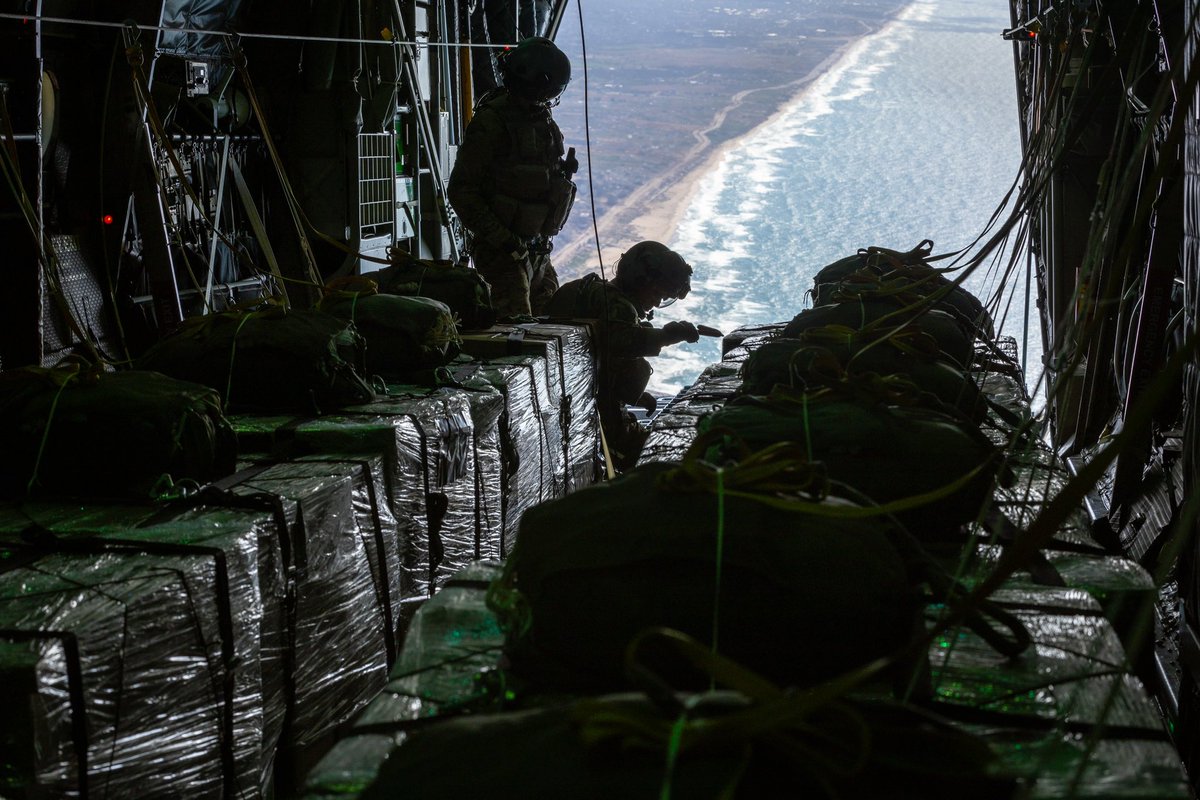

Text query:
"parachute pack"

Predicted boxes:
[[318, 283, 462, 378], [373, 250, 496, 330], [137, 305, 375, 414], [0, 365, 237, 500]]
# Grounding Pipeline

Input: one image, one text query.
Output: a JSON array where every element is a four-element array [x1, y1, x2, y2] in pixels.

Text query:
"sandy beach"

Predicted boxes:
[[553, 25, 895, 278]]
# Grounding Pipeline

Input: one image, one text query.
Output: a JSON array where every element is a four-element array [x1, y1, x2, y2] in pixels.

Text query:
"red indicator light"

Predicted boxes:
[[102, 214, 114, 225]]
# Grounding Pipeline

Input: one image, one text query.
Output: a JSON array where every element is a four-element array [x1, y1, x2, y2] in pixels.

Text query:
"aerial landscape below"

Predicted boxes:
[[550, 0, 911, 276]]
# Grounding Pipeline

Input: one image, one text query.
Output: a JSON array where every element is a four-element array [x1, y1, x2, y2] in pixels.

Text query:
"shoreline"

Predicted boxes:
[[554, 14, 904, 277]]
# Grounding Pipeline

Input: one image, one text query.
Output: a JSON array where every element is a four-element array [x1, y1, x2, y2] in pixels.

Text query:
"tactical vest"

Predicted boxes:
[[481, 92, 576, 239]]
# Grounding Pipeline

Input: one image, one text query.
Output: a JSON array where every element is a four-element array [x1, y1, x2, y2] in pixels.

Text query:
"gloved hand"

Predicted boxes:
[[562, 147, 579, 176], [636, 391, 658, 415], [661, 320, 700, 345]]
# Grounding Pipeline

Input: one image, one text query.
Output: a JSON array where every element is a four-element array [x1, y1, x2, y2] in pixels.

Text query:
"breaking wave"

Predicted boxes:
[[649, 0, 1025, 394]]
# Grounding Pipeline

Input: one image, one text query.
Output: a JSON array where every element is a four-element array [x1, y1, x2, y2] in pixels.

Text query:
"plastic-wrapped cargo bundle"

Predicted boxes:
[[454, 361, 557, 554], [720, 322, 786, 357], [460, 322, 599, 492], [239, 455, 402, 664], [965, 412, 1158, 648], [297, 567, 1189, 799], [516, 322, 599, 492], [231, 463, 390, 745], [0, 503, 284, 797], [639, 363, 744, 464], [301, 562, 505, 798], [346, 390, 481, 591], [473, 355, 565, 496], [234, 412, 430, 607], [0, 548, 237, 798], [928, 585, 1189, 797], [233, 386, 484, 598], [440, 378, 505, 560]]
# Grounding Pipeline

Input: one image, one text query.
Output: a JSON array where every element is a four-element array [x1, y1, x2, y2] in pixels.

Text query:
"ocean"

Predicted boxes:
[[645, 0, 1031, 395]]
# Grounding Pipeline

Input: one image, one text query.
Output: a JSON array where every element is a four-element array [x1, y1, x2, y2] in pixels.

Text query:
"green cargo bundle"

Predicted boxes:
[[811, 240, 938, 291], [0, 366, 237, 500], [370, 252, 495, 330], [359, 687, 1015, 800], [137, 306, 375, 413], [823, 266, 994, 338], [318, 290, 462, 377], [782, 301, 975, 368], [740, 335, 989, 422], [700, 389, 1002, 539], [492, 459, 923, 692], [811, 242, 993, 339]]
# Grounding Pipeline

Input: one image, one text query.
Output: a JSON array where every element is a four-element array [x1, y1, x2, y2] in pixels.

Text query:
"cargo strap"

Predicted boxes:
[[228, 158, 289, 304], [924, 700, 1172, 742], [0, 629, 90, 797], [5, 529, 242, 797]]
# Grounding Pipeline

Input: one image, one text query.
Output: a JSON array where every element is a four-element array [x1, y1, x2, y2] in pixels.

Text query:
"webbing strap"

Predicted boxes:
[[0, 629, 90, 797], [228, 158, 288, 303]]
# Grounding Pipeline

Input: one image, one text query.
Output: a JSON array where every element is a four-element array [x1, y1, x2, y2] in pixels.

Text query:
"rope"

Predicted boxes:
[[710, 467, 726, 692], [0, 12, 522, 50], [223, 311, 258, 412], [26, 367, 79, 495]]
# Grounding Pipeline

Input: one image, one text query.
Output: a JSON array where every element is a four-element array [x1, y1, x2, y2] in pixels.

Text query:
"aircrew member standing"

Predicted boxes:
[[448, 36, 577, 318]]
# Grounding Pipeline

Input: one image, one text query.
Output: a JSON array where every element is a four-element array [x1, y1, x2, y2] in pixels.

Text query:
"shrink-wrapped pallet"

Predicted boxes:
[[928, 585, 1189, 797], [454, 360, 557, 554], [233, 386, 484, 598], [460, 322, 599, 492], [301, 563, 505, 798], [0, 549, 236, 798], [238, 454, 402, 662], [234, 412, 431, 604], [720, 322, 786, 357], [230, 463, 390, 744], [301, 566, 1189, 799], [639, 364, 742, 464], [346, 390, 480, 591], [0, 503, 281, 796], [440, 377, 505, 560]]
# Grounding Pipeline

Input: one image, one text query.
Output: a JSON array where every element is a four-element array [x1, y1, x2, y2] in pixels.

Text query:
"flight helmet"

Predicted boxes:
[[499, 36, 571, 103], [616, 241, 693, 302]]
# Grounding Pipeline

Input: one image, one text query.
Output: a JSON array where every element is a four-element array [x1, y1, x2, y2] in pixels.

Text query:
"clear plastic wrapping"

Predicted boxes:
[[455, 361, 557, 555], [720, 323, 786, 356], [639, 361, 743, 464], [240, 455, 403, 665], [232, 464, 390, 745], [518, 323, 599, 493], [232, 394, 477, 601], [348, 390, 481, 592], [460, 323, 599, 493], [451, 367, 532, 556], [929, 586, 1159, 725], [0, 502, 279, 798], [974, 544, 1157, 650], [0, 549, 234, 798], [445, 376, 506, 560], [301, 562, 505, 798], [234, 413, 431, 604], [480, 355, 565, 495]]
